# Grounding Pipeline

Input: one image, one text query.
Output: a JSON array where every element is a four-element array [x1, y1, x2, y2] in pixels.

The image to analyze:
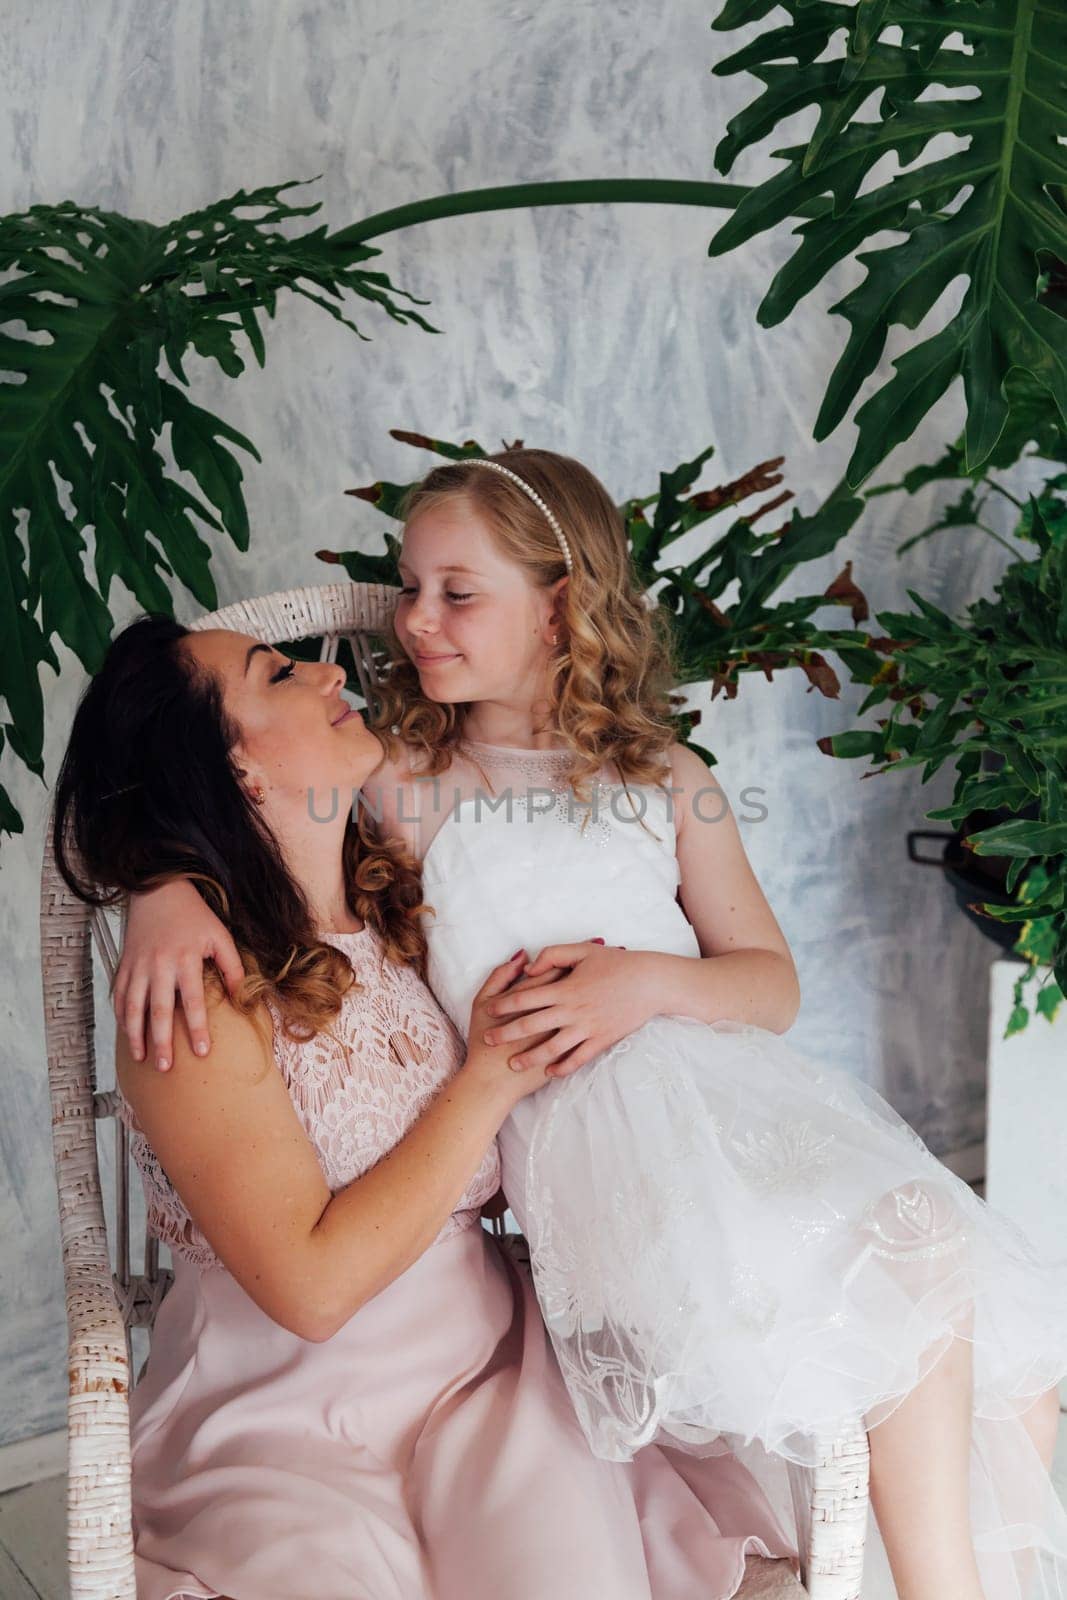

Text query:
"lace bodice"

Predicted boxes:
[[117, 925, 501, 1270]]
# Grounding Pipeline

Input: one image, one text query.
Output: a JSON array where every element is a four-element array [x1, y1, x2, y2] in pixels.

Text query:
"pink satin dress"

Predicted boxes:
[[119, 925, 798, 1599]]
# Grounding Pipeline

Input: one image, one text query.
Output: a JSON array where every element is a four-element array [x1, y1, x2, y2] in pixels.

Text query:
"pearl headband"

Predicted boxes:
[[462, 458, 574, 575]]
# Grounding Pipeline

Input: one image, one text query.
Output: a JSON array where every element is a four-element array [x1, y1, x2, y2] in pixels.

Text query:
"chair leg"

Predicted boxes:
[[786, 1423, 870, 1600]]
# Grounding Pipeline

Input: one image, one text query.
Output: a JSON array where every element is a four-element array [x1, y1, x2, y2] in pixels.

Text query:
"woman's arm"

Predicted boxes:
[[116, 961, 531, 1343]]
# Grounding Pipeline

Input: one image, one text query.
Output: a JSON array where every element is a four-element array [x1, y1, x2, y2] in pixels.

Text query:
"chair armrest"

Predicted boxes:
[[54, 1092, 137, 1600], [786, 1424, 869, 1600], [42, 866, 137, 1600]]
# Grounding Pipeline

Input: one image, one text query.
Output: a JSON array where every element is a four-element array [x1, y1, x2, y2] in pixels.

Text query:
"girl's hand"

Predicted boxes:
[[481, 941, 654, 1078], [462, 952, 567, 1106], [113, 881, 244, 1071]]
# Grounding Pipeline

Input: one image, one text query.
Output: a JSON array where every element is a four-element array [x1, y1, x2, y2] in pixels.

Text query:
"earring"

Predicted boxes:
[[251, 787, 266, 806]]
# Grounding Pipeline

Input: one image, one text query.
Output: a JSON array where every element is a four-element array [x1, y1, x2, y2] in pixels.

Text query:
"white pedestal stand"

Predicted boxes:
[[986, 958, 1067, 1407]]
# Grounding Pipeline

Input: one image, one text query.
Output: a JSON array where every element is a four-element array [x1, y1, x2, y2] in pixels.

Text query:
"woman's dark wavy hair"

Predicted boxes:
[[53, 614, 431, 1041]]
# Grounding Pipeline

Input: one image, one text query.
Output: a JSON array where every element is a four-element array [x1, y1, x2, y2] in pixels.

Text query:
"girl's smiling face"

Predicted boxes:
[[396, 498, 565, 705]]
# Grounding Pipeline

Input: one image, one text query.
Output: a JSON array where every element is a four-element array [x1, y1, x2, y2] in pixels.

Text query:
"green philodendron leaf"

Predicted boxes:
[[652, 445, 718, 541], [0, 177, 436, 838], [388, 428, 489, 460], [859, 370, 1067, 508], [316, 532, 402, 588], [969, 818, 1067, 858], [726, 490, 867, 624], [708, 0, 1067, 487], [1035, 981, 1064, 1022], [817, 728, 889, 760], [1011, 870, 1065, 1021], [1004, 1002, 1031, 1038], [341, 431, 491, 521]]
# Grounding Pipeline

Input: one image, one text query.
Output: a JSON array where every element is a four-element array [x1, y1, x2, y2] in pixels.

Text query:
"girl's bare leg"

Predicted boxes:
[[865, 1328, 986, 1600], [1020, 1383, 1062, 1472], [867, 1326, 1062, 1600], [1012, 1384, 1064, 1600]]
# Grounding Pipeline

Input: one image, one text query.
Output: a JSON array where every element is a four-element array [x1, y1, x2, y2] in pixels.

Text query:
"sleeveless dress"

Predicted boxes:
[[398, 737, 1067, 1600], [119, 923, 798, 1600]]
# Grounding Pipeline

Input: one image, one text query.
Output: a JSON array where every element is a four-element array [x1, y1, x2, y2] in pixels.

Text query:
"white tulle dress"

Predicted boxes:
[[381, 734, 1067, 1599]]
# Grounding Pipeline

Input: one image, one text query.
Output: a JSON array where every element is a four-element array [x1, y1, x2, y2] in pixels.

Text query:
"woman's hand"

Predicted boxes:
[[112, 880, 245, 1071], [462, 952, 578, 1106], [480, 941, 655, 1078]]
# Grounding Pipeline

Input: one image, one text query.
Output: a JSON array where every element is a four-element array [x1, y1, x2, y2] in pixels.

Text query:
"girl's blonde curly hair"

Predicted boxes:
[[372, 448, 681, 801]]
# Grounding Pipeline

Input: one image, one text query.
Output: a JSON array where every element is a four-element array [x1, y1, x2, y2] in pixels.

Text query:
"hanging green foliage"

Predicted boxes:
[[0, 177, 435, 834], [707, 0, 1067, 487]]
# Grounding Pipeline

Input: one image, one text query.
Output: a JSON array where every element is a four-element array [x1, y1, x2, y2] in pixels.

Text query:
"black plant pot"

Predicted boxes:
[[907, 801, 1041, 959]]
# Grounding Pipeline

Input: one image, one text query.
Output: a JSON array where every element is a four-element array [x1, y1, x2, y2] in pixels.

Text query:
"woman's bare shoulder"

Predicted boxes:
[[116, 981, 275, 1106]]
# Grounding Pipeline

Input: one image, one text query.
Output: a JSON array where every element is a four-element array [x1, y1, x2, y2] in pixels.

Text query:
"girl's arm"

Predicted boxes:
[[112, 744, 416, 1070], [637, 741, 800, 1032], [116, 954, 538, 1342], [481, 743, 800, 1073], [113, 880, 245, 1069]]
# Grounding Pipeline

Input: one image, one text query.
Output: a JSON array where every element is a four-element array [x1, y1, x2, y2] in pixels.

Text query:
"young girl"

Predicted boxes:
[[118, 449, 1067, 1600]]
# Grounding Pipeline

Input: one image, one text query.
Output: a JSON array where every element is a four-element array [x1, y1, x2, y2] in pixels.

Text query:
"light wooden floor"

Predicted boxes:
[[4, 1421, 1067, 1600], [0, 1476, 66, 1600]]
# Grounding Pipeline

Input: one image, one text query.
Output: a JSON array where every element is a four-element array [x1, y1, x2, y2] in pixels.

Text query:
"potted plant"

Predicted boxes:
[[817, 388, 1067, 1035]]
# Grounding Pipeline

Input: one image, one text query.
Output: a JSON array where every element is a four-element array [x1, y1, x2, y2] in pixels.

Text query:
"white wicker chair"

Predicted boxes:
[[40, 580, 870, 1600]]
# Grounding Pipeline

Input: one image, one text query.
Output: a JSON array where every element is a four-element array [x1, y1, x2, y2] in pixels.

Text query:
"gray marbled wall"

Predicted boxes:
[[0, 1, 1038, 1446]]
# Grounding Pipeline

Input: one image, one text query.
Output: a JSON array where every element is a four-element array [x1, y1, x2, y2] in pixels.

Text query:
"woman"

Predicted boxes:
[[53, 613, 798, 1600]]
